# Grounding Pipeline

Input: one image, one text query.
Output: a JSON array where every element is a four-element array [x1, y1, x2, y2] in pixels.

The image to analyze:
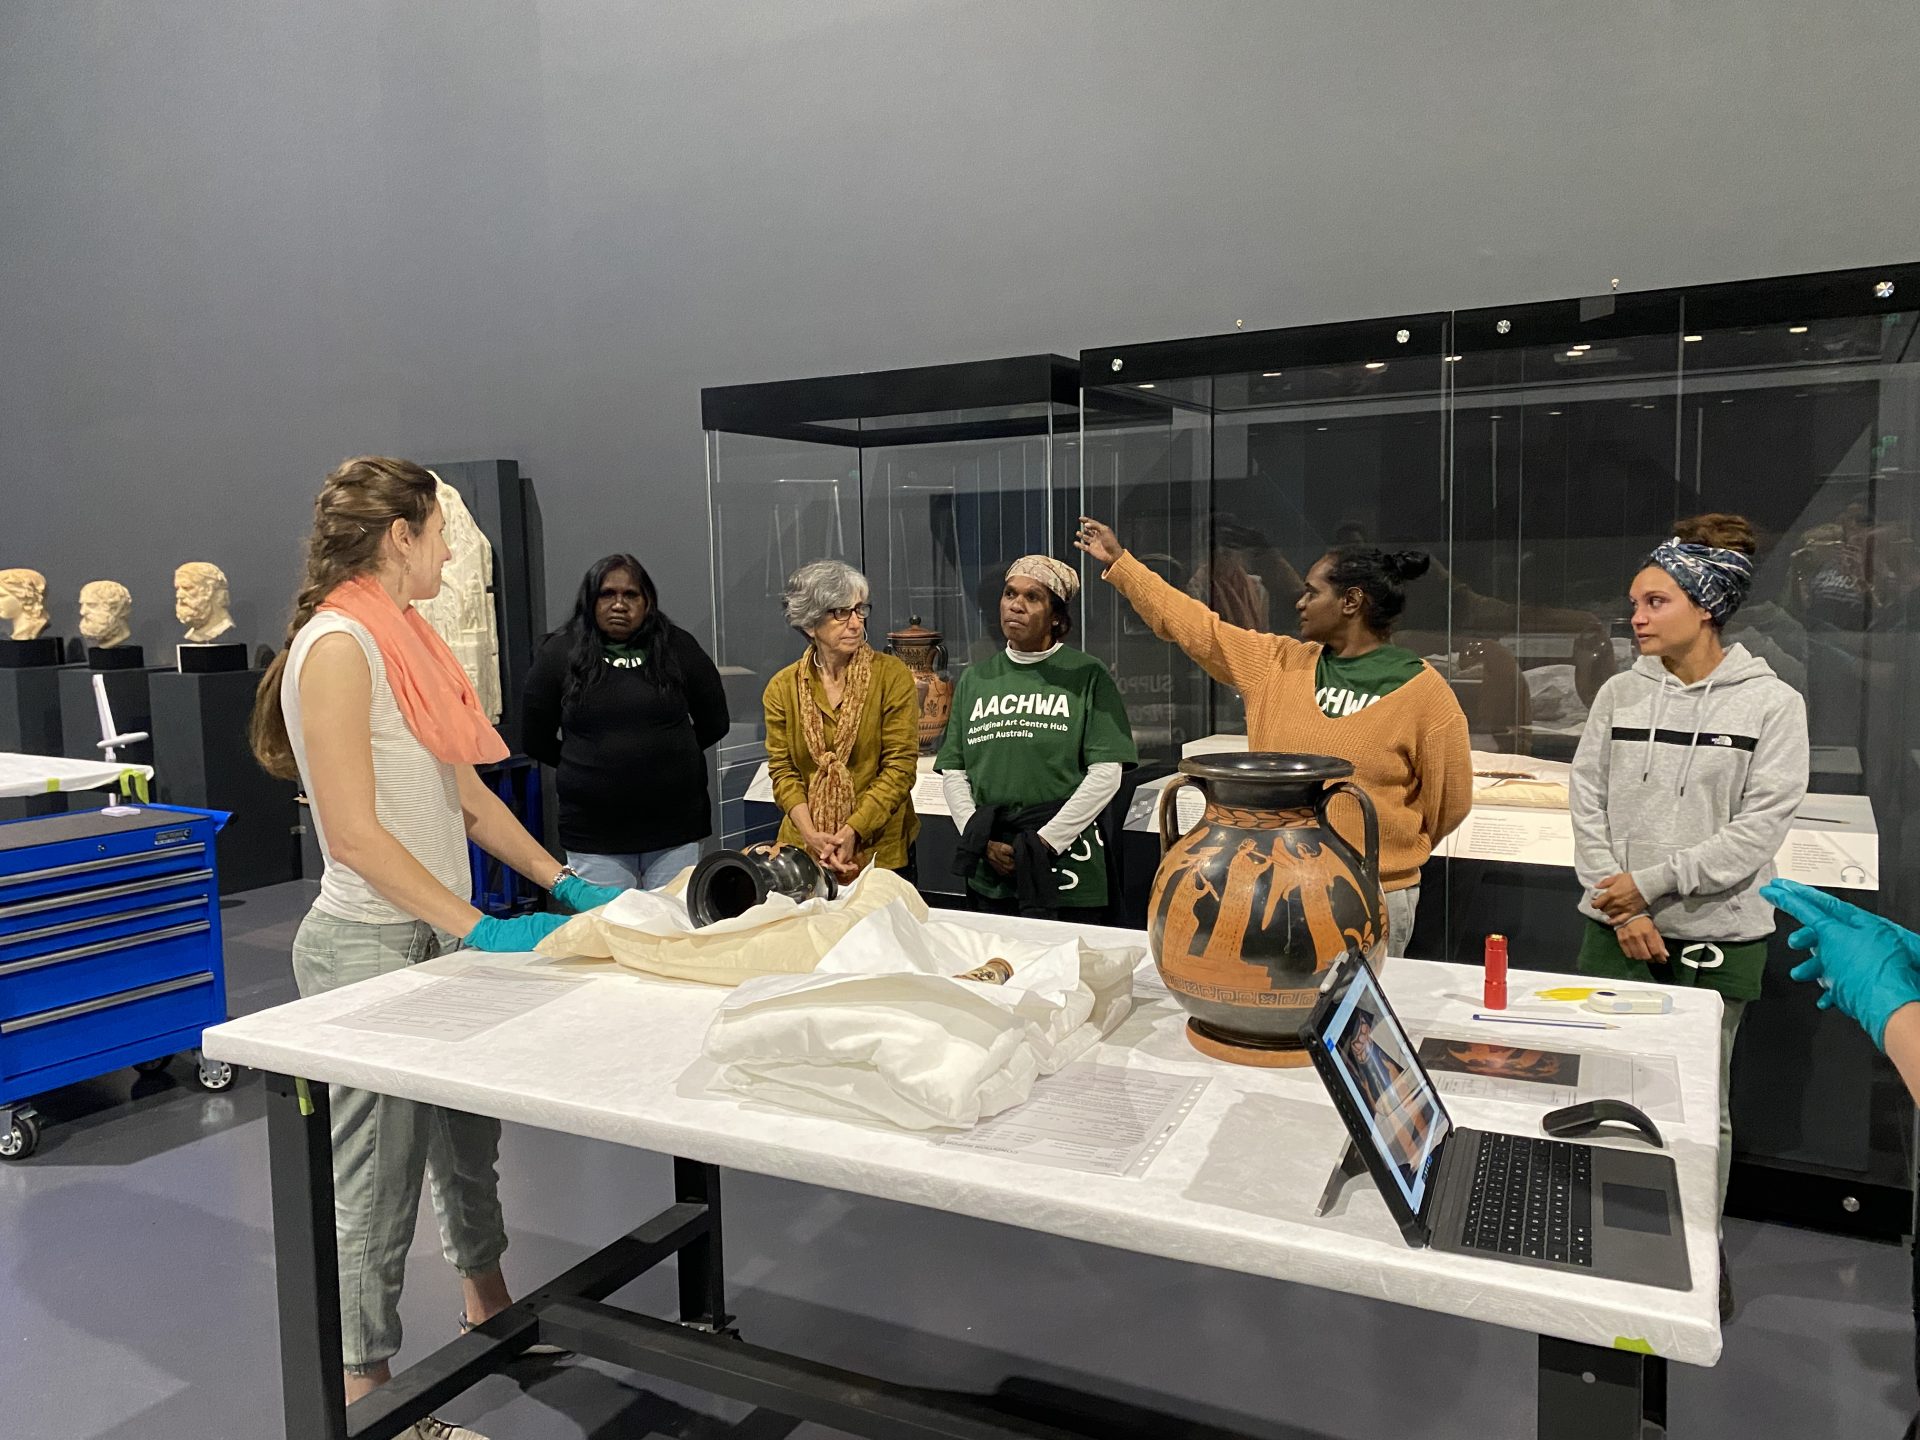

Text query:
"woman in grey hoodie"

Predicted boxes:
[[1570, 514, 1809, 1312]]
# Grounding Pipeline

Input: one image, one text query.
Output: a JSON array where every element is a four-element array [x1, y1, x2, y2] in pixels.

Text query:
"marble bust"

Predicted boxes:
[[79, 580, 134, 649], [0, 568, 50, 641], [174, 561, 236, 643]]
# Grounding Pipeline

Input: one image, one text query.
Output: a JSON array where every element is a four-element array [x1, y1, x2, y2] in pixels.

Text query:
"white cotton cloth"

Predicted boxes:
[[701, 900, 1139, 1130]]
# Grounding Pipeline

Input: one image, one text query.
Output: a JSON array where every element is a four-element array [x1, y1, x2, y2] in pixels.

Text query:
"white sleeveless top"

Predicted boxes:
[[284, 613, 472, 923]]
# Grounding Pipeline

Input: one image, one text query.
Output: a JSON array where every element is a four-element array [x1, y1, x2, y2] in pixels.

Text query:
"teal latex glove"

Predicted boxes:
[[465, 911, 570, 953], [553, 873, 624, 913], [1762, 879, 1920, 1050]]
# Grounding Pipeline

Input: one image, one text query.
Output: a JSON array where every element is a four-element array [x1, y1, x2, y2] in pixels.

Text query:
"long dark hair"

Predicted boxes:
[[1323, 546, 1432, 636], [560, 554, 681, 711]]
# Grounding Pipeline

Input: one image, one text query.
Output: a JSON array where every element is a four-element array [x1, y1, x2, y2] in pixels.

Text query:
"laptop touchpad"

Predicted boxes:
[[1602, 1182, 1673, 1235]]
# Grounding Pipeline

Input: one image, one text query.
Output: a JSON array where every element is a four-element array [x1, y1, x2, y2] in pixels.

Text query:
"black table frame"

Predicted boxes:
[[266, 1071, 1671, 1440]]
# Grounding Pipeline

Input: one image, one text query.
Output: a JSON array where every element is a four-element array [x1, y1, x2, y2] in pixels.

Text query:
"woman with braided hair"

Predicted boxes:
[[250, 457, 623, 1435], [1075, 517, 1471, 956], [1570, 511, 1809, 1322], [761, 559, 921, 881]]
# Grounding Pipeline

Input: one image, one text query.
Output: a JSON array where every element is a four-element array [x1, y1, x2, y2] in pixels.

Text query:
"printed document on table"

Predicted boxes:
[[331, 966, 588, 1043], [1416, 1031, 1684, 1122], [940, 1062, 1208, 1178]]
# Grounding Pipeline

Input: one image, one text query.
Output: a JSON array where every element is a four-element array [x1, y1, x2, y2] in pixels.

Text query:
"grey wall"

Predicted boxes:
[[4, 0, 1918, 658]]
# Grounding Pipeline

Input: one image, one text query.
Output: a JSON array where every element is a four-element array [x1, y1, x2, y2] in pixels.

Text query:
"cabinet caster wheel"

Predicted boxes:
[[195, 1059, 235, 1092], [133, 1056, 173, 1075], [0, 1113, 41, 1160]]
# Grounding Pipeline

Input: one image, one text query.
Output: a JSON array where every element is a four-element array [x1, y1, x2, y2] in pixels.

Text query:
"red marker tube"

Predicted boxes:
[[1484, 933, 1509, 1011]]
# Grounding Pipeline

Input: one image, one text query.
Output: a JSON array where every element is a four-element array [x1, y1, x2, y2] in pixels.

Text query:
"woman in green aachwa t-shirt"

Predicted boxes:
[[936, 555, 1138, 919]]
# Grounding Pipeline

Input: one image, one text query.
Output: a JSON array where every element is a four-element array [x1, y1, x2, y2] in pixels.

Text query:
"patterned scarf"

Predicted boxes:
[[1648, 537, 1756, 625], [797, 643, 876, 842]]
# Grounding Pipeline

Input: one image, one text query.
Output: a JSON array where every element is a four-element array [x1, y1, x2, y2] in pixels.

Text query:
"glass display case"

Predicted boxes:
[[703, 356, 1079, 854], [1080, 262, 1920, 1233]]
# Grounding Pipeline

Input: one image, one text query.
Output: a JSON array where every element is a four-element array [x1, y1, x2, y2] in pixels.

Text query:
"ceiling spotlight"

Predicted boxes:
[[1547, 410, 1563, 416], [1261, 371, 1283, 378], [1445, 354, 1463, 362], [1365, 362, 1387, 371], [1565, 350, 1583, 359], [1789, 325, 1809, 334], [1316, 426, 1329, 431], [1496, 320, 1512, 335], [1570, 344, 1591, 352], [1137, 383, 1155, 390], [1683, 334, 1703, 342], [1110, 358, 1123, 372], [1876, 280, 1896, 299], [1396, 329, 1411, 344]]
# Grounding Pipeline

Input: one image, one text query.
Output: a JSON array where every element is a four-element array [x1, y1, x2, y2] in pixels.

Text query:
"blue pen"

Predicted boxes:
[[1472, 1012, 1617, 1031]]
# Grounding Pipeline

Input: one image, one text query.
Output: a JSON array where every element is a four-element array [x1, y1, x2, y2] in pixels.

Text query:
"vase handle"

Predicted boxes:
[[1316, 780, 1380, 887], [1159, 775, 1201, 855]]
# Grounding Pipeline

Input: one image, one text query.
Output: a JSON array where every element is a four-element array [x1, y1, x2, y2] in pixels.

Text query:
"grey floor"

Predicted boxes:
[[2, 881, 1916, 1440]]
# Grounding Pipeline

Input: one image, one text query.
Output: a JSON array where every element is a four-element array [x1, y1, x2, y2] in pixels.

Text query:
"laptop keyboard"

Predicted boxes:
[[1460, 1132, 1593, 1267]]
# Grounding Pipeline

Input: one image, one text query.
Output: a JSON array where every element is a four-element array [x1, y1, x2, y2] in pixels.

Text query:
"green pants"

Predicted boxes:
[[291, 908, 510, 1370]]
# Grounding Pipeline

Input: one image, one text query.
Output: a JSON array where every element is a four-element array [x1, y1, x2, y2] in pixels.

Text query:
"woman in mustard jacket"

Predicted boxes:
[[763, 560, 920, 881]]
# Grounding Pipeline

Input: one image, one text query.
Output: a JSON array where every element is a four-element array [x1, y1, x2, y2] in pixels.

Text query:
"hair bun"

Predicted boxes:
[[1387, 550, 1432, 582]]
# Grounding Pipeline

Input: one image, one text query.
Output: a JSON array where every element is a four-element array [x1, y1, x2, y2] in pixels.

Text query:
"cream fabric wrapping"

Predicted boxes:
[[701, 900, 1140, 1129], [534, 865, 928, 985]]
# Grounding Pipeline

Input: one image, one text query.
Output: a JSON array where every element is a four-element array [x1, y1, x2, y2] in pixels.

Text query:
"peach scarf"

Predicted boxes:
[[319, 574, 507, 766]]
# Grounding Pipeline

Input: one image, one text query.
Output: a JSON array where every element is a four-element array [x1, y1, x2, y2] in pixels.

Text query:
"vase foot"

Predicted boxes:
[[1185, 1019, 1314, 1068]]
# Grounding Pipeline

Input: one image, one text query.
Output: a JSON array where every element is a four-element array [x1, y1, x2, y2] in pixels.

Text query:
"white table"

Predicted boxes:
[[206, 916, 1719, 1439], [745, 753, 952, 817], [1142, 733, 1880, 891], [0, 751, 154, 801]]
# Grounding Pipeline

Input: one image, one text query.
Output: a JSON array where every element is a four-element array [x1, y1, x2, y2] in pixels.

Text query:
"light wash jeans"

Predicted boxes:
[[568, 842, 701, 891], [1384, 883, 1421, 958], [290, 908, 509, 1371]]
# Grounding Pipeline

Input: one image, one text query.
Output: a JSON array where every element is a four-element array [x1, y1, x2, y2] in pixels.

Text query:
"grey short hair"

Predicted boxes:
[[783, 559, 870, 634]]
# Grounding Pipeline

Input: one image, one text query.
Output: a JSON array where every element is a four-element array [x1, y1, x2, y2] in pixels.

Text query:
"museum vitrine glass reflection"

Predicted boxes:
[[1081, 263, 1920, 1222], [703, 356, 1079, 849]]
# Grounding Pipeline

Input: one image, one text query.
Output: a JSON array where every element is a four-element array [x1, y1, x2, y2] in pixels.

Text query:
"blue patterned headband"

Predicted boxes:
[[1648, 537, 1755, 624]]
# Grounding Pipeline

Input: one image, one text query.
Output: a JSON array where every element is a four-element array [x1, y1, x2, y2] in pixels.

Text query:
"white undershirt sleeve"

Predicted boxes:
[[941, 768, 978, 830], [1036, 761, 1123, 854]]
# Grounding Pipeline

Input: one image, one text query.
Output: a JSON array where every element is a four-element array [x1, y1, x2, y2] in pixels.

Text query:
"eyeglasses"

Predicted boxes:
[[822, 603, 872, 623]]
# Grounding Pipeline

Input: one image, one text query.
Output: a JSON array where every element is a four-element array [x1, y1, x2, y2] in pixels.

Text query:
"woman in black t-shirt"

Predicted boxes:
[[522, 554, 729, 889]]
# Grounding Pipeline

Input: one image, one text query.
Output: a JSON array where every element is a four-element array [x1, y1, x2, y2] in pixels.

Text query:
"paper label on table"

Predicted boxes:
[[1131, 960, 1172, 1000], [1440, 809, 1576, 867], [1778, 831, 1876, 891], [910, 770, 950, 815], [329, 966, 588, 1043], [939, 1062, 1209, 1178], [1417, 1032, 1684, 1122]]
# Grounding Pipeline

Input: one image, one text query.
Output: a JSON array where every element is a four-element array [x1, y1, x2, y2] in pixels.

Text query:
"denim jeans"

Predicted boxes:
[[290, 908, 509, 1370], [1384, 883, 1421, 957], [567, 842, 701, 891]]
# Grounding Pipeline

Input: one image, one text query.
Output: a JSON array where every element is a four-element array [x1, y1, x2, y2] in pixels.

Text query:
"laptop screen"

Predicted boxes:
[[1317, 960, 1452, 1218]]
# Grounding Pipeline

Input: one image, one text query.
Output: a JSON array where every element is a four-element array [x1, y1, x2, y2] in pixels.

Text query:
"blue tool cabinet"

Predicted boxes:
[[0, 806, 233, 1160]]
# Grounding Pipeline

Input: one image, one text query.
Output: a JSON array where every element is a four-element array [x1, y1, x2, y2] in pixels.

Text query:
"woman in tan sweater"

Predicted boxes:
[[1076, 518, 1471, 955]]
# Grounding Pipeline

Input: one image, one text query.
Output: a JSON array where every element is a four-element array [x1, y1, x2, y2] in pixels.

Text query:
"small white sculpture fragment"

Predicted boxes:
[[414, 474, 502, 721]]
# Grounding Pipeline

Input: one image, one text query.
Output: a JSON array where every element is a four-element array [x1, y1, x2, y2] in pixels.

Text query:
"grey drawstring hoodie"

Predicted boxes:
[[1570, 643, 1809, 942]]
